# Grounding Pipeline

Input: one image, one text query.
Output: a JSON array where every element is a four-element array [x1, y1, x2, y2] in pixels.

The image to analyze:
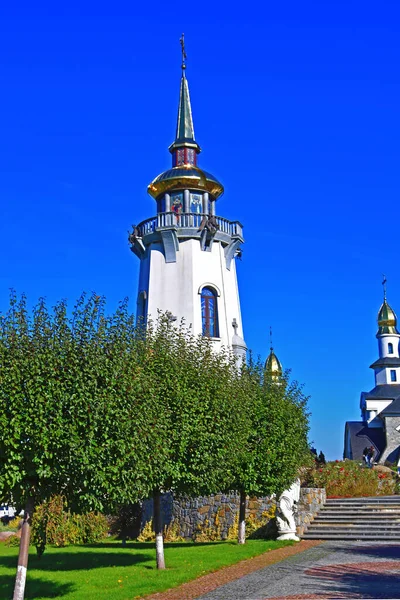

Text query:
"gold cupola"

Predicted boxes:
[[265, 349, 283, 377], [264, 327, 283, 379], [377, 299, 399, 335], [147, 37, 224, 201]]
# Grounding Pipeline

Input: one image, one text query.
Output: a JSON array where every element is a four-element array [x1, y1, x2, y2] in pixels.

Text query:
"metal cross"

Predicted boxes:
[[269, 326, 273, 351], [180, 33, 187, 73], [382, 274, 387, 300]]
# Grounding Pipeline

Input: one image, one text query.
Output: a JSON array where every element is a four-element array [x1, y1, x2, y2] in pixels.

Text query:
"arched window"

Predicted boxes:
[[201, 287, 219, 337], [388, 342, 394, 354]]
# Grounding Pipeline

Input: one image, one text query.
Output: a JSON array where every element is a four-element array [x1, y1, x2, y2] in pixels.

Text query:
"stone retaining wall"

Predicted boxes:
[[142, 488, 325, 540], [295, 487, 326, 536]]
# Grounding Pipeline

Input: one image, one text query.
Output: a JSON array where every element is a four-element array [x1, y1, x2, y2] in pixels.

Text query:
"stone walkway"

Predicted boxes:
[[197, 541, 400, 600]]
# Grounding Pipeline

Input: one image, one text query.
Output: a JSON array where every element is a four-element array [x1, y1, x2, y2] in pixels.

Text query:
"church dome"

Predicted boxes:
[[148, 165, 224, 200], [377, 299, 399, 335], [265, 349, 283, 377]]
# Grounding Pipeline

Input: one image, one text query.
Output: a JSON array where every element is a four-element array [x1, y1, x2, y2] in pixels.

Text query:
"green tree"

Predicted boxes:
[[233, 362, 311, 543], [139, 315, 249, 568], [0, 292, 159, 598]]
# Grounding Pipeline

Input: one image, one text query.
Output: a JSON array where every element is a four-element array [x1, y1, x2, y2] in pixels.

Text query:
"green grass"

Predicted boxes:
[[0, 539, 293, 599]]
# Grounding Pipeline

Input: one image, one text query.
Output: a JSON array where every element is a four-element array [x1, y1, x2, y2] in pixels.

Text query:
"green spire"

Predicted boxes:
[[175, 75, 196, 143], [169, 35, 201, 157]]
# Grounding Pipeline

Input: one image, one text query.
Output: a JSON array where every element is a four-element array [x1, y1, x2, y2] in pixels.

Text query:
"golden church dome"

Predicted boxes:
[[377, 299, 399, 335], [265, 349, 283, 377]]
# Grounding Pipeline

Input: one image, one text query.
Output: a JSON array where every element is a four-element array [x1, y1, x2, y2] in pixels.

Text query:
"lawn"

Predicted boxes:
[[0, 539, 292, 599]]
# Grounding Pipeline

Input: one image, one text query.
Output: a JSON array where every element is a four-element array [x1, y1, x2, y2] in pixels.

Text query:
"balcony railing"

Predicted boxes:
[[136, 212, 243, 239]]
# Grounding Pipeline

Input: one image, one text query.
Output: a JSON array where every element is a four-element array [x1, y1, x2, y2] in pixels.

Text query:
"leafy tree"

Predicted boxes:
[[232, 362, 311, 543], [0, 292, 159, 598], [139, 315, 250, 568]]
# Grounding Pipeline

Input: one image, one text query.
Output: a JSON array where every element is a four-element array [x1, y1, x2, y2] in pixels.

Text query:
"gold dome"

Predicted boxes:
[[148, 165, 224, 200], [265, 349, 283, 378], [377, 299, 399, 335]]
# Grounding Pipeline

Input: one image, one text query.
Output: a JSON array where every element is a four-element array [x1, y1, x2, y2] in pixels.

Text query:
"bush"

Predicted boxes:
[[304, 460, 396, 497], [4, 534, 20, 547], [31, 495, 109, 556]]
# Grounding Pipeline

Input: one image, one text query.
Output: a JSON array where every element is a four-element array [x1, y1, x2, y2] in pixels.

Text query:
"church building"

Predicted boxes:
[[344, 290, 400, 464], [129, 41, 247, 360]]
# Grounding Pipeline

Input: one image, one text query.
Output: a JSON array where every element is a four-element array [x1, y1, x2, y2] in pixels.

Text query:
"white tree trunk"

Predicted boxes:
[[238, 489, 246, 544], [153, 490, 165, 569], [13, 499, 34, 600]]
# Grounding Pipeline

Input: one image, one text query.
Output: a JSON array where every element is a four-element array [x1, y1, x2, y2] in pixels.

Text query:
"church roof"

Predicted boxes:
[[377, 299, 399, 335], [169, 74, 199, 152], [148, 166, 223, 199], [265, 348, 283, 377], [364, 384, 400, 401], [344, 421, 386, 461], [370, 357, 400, 369], [380, 395, 400, 416]]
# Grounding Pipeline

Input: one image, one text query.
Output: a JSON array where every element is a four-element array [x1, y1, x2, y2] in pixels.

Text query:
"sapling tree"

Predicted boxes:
[[139, 315, 249, 569], [233, 361, 311, 544], [0, 292, 159, 599]]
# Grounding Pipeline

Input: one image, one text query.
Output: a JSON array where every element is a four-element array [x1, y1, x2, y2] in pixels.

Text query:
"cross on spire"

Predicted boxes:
[[180, 33, 187, 75], [382, 274, 387, 300], [269, 326, 273, 351]]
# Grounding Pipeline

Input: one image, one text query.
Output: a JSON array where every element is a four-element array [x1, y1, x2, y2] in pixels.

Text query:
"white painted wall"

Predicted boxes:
[[138, 238, 244, 350], [374, 367, 400, 386], [378, 334, 400, 358]]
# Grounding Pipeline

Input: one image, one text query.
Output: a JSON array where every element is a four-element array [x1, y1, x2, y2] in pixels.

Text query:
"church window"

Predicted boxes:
[[171, 193, 183, 216], [390, 369, 397, 382], [201, 287, 219, 337], [190, 193, 202, 214], [388, 343, 394, 354]]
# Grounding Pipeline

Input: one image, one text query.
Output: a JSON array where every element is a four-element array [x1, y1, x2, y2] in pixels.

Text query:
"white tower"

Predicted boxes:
[[129, 47, 246, 359], [360, 286, 400, 423]]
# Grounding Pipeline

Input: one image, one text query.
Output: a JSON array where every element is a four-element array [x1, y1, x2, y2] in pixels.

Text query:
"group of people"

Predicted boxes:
[[363, 446, 375, 468]]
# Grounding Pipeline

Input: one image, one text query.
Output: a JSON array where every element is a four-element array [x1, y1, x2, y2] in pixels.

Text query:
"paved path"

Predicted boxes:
[[197, 542, 400, 600]]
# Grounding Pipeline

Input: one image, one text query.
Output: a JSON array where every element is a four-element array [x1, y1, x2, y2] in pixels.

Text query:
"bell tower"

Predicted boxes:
[[129, 38, 246, 358]]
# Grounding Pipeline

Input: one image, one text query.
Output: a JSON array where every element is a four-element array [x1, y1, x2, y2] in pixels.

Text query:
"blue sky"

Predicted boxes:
[[1, 1, 400, 459]]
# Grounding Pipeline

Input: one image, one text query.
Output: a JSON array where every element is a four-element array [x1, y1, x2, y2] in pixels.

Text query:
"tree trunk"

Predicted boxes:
[[13, 498, 34, 600], [153, 489, 165, 569], [238, 489, 246, 544]]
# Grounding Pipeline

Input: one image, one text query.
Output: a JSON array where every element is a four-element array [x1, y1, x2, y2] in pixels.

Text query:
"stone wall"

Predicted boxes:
[[381, 416, 400, 464], [142, 488, 325, 540], [295, 487, 326, 536]]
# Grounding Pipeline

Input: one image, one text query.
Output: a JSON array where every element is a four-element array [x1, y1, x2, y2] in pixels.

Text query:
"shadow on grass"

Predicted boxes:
[[85, 540, 234, 550], [0, 575, 75, 599], [0, 551, 151, 572]]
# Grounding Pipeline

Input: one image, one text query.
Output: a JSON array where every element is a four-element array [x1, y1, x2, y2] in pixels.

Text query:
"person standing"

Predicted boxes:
[[367, 446, 374, 468], [363, 446, 369, 467]]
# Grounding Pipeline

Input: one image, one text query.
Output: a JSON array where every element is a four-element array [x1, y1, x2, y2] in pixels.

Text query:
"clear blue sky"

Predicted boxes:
[[1, 1, 400, 460]]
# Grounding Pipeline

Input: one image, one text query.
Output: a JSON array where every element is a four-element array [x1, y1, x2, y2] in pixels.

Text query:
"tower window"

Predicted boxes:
[[390, 369, 397, 382], [388, 343, 394, 354], [201, 287, 219, 337]]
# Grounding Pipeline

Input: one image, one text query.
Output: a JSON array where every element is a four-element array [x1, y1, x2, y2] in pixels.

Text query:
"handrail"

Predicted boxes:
[[136, 213, 243, 238]]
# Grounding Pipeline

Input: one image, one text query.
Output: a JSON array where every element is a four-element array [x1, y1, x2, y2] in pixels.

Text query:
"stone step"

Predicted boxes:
[[325, 496, 398, 502], [316, 517, 400, 522], [302, 533, 400, 542], [308, 523, 400, 531], [309, 522, 400, 528], [318, 511, 400, 515], [324, 502, 400, 507]]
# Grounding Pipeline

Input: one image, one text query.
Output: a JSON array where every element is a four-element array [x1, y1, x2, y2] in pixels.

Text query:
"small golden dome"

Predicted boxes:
[[377, 299, 399, 335], [265, 348, 283, 378], [147, 165, 224, 200]]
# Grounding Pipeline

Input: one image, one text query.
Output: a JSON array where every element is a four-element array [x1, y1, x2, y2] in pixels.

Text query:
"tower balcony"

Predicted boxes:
[[130, 212, 244, 269]]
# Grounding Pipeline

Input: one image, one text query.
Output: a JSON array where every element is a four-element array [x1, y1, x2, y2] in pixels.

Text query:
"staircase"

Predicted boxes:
[[302, 496, 400, 541]]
